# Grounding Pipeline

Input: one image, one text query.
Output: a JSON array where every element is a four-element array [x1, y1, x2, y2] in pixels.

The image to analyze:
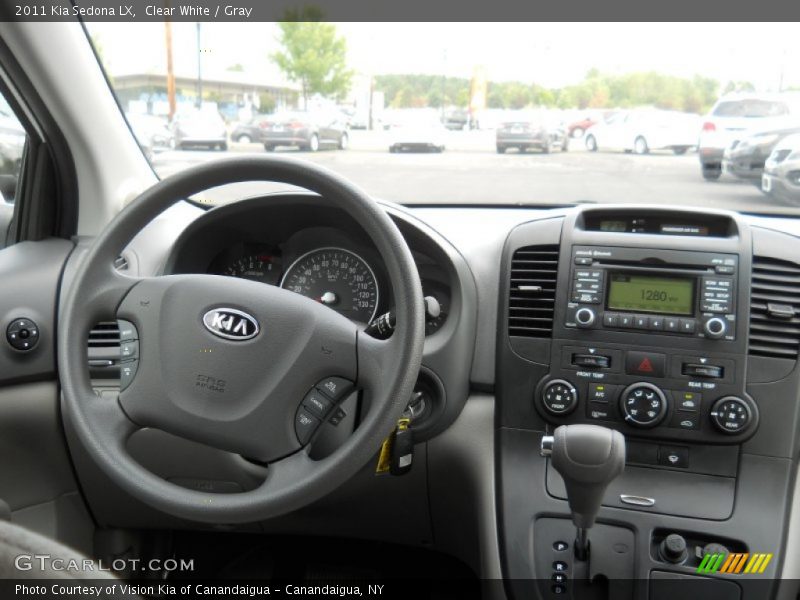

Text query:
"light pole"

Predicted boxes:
[[441, 49, 447, 122], [164, 20, 176, 120], [196, 22, 203, 108]]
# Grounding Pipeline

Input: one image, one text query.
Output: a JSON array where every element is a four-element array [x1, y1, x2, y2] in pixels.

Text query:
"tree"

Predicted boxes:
[[271, 17, 353, 109], [258, 92, 276, 113]]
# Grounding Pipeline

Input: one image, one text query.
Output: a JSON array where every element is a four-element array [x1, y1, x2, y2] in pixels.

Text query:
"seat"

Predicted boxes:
[[0, 519, 115, 580]]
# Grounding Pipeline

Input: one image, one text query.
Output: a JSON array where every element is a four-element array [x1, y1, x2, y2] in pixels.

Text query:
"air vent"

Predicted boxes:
[[749, 256, 800, 360], [88, 321, 121, 370], [508, 244, 559, 338], [114, 255, 129, 271]]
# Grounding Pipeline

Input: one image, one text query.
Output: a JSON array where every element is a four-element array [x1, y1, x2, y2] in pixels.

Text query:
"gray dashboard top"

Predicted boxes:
[[122, 199, 800, 387]]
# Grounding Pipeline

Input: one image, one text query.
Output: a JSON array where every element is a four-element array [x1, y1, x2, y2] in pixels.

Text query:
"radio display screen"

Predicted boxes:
[[607, 273, 695, 315]]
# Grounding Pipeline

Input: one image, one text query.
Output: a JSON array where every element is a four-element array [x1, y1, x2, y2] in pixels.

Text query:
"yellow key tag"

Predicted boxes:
[[375, 418, 410, 475]]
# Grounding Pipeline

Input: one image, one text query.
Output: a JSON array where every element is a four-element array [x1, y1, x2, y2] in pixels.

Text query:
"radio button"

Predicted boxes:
[[602, 313, 619, 327], [575, 270, 602, 280], [701, 302, 731, 313], [572, 293, 601, 304], [575, 308, 596, 328], [619, 314, 635, 328], [679, 318, 697, 334], [703, 317, 727, 339], [648, 317, 664, 330], [625, 351, 666, 378], [574, 256, 593, 266], [664, 317, 680, 332], [634, 315, 649, 329], [715, 265, 735, 274]]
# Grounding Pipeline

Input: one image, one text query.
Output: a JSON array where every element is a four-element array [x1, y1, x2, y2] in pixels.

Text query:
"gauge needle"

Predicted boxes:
[[320, 291, 338, 305]]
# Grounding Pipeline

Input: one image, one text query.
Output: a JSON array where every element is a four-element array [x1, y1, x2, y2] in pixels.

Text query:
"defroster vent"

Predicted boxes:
[[508, 244, 559, 338], [749, 256, 800, 360]]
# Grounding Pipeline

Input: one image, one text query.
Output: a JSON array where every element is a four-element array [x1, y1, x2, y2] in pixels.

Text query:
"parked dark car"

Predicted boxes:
[[723, 125, 800, 182], [496, 111, 569, 153], [262, 110, 349, 152], [230, 115, 271, 144]]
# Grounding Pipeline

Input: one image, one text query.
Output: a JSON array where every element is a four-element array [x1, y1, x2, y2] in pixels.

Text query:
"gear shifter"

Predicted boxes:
[[541, 424, 625, 561]]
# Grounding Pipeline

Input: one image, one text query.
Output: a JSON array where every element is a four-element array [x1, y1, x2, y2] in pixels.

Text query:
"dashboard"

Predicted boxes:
[[167, 195, 451, 335], [69, 197, 800, 599]]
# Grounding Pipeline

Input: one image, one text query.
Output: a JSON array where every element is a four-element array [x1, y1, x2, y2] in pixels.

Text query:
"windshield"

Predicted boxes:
[[713, 100, 790, 118], [86, 22, 800, 213]]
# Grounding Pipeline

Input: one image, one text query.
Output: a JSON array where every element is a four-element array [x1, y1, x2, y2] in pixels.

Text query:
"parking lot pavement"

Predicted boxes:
[[152, 130, 785, 212]]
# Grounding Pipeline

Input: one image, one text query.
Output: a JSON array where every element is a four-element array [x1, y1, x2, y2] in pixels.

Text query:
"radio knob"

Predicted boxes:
[[575, 307, 596, 328], [710, 396, 752, 434], [704, 317, 727, 339], [620, 383, 668, 428], [541, 379, 578, 416]]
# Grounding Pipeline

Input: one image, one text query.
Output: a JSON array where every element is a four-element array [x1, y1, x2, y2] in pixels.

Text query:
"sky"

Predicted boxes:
[[87, 22, 800, 91]]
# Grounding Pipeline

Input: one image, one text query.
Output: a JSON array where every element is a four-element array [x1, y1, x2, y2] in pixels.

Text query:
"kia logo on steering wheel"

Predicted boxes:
[[202, 308, 260, 341]]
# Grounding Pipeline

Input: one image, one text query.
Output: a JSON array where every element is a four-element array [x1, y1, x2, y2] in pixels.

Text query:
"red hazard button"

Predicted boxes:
[[625, 351, 666, 378]]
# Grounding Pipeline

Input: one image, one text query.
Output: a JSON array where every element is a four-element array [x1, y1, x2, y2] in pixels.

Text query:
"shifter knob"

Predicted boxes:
[[542, 424, 626, 530]]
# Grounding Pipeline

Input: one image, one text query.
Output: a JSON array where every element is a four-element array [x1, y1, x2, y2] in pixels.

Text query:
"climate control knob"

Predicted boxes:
[[541, 379, 578, 416], [575, 307, 596, 328], [620, 382, 668, 428], [710, 396, 752, 434], [704, 317, 727, 339]]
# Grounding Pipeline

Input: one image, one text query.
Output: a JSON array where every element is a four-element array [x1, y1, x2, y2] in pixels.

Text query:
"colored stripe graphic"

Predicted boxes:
[[719, 553, 736, 573], [697, 553, 712, 573], [734, 553, 749, 574], [758, 554, 773, 573], [698, 553, 726, 573], [744, 554, 759, 573], [703, 552, 774, 575]]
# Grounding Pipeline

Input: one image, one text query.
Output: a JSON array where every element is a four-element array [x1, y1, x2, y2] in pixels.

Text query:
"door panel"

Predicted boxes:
[[0, 238, 91, 551]]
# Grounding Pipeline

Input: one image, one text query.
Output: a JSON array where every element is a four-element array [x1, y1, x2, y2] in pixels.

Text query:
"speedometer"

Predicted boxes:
[[280, 248, 379, 324]]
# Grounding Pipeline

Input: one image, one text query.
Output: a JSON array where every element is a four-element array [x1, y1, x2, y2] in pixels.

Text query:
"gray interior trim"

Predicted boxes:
[[0, 382, 94, 555], [428, 394, 503, 584]]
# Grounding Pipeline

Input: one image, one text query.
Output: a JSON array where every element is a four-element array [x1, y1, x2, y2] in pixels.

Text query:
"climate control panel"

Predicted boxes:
[[536, 339, 757, 444]]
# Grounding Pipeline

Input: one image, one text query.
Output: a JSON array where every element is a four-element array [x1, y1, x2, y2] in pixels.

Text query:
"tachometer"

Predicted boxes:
[[280, 248, 379, 324], [223, 254, 280, 285]]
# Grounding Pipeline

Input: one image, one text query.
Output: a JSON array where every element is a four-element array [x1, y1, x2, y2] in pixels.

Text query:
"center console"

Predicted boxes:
[[495, 207, 800, 600], [544, 243, 755, 445]]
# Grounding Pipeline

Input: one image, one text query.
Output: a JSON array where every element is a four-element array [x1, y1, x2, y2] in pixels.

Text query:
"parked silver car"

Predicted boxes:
[[171, 109, 228, 151], [762, 133, 800, 204]]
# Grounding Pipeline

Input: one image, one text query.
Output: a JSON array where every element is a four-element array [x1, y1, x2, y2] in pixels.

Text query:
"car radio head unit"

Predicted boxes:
[[565, 245, 737, 341]]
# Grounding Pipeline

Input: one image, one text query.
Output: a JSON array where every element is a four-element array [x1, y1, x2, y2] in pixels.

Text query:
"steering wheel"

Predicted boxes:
[[58, 156, 425, 523]]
